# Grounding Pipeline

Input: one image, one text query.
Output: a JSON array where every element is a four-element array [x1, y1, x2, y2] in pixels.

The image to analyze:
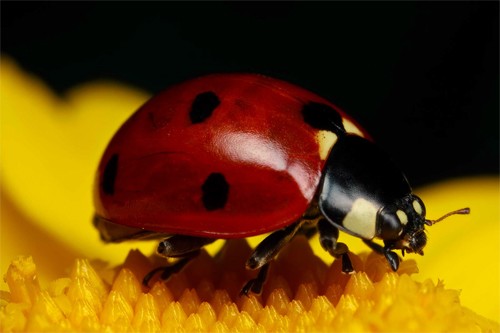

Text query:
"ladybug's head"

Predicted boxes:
[[379, 194, 470, 255], [399, 227, 428, 256]]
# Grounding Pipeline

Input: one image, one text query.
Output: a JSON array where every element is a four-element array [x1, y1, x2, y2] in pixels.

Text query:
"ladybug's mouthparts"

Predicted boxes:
[[424, 207, 470, 226]]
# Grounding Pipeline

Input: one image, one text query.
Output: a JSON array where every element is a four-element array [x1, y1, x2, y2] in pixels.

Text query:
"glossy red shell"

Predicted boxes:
[[94, 74, 367, 238]]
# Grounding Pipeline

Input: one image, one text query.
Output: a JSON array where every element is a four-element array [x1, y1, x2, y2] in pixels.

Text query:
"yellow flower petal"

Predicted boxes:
[[413, 176, 499, 321], [0, 56, 156, 269]]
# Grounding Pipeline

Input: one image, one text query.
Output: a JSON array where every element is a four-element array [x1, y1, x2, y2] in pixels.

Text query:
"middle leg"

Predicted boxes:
[[242, 221, 303, 295]]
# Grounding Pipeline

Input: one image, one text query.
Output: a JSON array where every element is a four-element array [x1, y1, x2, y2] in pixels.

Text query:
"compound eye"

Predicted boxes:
[[412, 196, 426, 217]]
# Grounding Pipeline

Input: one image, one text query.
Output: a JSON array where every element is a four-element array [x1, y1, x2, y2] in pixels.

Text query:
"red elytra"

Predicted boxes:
[[93, 74, 368, 238]]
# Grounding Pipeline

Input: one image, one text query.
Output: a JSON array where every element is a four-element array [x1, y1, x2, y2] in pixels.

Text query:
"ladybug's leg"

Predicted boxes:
[[156, 235, 216, 258], [317, 218, 354, 273], [362, 239, 400, 271], [297, 223, 319, 239], [240, 264, 270, 295], [246, 221, 302, 270], [143, 251, 199, 287], [242, 221, 303, 295], [143, 235, 216, 287]]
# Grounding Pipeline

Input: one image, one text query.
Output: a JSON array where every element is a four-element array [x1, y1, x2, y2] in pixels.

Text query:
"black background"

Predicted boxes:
[[1, 2, 498, 187]]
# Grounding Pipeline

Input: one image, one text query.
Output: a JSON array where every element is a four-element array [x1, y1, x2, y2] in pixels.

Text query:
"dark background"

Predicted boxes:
[[1, 2, 498, 187]]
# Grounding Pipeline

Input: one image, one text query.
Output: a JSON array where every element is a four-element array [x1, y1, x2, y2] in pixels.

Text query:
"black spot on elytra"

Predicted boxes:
[[302, 102, 345, 135], [102, 154, 119, 195], [190, 91, 220, 124], [201, 173, 229, 211]]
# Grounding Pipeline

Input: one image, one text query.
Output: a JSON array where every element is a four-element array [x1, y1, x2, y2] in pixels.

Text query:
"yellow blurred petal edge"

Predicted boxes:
[[0, 55, 156, 268]]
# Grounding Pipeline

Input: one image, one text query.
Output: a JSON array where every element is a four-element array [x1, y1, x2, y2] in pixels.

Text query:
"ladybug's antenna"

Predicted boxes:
[[424, 207, 470, 226]]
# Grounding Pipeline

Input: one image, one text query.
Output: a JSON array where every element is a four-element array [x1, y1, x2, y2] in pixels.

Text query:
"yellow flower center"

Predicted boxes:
[[1, 237, 498, 332]]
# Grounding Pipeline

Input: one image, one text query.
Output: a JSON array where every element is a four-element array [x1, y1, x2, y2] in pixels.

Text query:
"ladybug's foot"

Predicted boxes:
[[142, 252, 198, 287], [384, 250, 400, 271], [240, 264, 270, 296], [143, 266, 168, 287], [318, 218, 354, 273], [339, 251, 354, 273], [362, 239, 400, 271]]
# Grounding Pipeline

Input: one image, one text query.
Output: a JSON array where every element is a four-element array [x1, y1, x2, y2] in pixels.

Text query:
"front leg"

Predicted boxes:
[[317, 218, 354, 273], [362, 239, 400, 271]]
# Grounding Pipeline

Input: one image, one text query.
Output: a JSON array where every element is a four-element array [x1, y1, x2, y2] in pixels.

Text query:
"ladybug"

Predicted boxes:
[[93, 74, 469, 294]]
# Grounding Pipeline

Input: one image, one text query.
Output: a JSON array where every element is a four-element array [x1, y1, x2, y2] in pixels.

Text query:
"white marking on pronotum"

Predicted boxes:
[[316, 130, 338, 160], [343, 119, 365, 137], [342, 198, 378, 239], [315, 119, 364, 160]]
